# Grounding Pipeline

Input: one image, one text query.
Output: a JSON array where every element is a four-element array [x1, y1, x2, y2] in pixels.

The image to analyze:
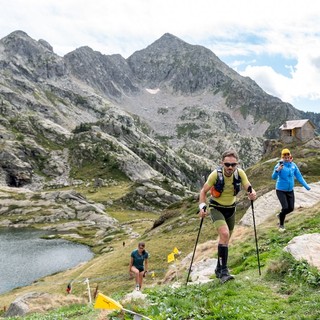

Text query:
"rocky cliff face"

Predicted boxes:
[[0, 30, 319, 210]]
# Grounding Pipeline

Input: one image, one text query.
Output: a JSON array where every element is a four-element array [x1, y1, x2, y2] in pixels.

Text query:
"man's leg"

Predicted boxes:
[[216, 225, 230, 278], [211, 207, 235, 279], [218, 244, 229, 274], [218, 211, 235, 281], [210, 209, 227, 278]]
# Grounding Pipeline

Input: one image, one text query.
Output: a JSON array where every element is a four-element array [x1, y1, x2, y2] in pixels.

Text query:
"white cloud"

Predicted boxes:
[[239, 65, 293, 102], [239, 50, 320, 112]]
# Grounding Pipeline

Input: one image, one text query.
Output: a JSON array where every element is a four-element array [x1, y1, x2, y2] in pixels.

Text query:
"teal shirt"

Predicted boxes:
[[131, 249, 148, 271]]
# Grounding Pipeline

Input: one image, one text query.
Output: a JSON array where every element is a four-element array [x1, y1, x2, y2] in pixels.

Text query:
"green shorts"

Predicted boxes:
[[209, 201, 236, 232]]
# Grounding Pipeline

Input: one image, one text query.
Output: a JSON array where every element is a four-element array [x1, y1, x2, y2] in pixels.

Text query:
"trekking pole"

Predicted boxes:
[[186, 207, 205, 285], [248, 186, 261, 275]]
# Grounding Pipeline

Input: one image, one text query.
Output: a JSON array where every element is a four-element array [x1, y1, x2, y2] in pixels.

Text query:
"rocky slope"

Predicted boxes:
[[0, 30, 319, 213]]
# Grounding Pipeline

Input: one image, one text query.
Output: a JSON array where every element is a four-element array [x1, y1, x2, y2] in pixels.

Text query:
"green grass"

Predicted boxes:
[[1, 304, 99, 320], [1, 142, 320, 319], [2, 202, 320, 320]]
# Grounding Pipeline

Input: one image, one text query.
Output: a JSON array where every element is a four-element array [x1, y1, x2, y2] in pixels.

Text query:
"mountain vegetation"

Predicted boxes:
[[1, 140, 319, 319], [0, 30, 319, 319], [1, 30, 319, 198]]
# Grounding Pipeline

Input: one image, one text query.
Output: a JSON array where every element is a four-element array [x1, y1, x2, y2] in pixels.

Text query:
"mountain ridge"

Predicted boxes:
[[0, 30, 319, 204], [0, 31, 320, 318]]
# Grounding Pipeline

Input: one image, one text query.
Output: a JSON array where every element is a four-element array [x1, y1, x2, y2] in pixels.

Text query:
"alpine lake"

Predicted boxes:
[[0, 227, 93, 295]]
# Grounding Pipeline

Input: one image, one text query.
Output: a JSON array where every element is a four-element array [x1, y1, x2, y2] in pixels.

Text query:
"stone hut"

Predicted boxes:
[[279, 119, 315, 143]]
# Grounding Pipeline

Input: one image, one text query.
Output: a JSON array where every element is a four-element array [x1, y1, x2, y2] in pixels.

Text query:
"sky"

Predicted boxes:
[[0, 0, 319, 113]]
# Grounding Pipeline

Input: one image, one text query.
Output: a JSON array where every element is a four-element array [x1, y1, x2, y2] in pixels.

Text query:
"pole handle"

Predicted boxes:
[[247, 186, 254, 209]]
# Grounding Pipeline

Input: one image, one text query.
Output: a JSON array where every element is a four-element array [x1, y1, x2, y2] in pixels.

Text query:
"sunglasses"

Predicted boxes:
[[139, 246, 145, 249], [223, 162, 238, 168], [282, 153, 290, 156]]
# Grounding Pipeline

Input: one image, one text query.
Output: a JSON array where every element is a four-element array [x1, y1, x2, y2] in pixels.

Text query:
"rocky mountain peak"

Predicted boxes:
[[0, 30, 66, 80], [1, 30, 54, 58], [147, 32, 191, 51], [126, 32, 238, 92], [64, 46, 139, 99], [0, 30, 319, 209]]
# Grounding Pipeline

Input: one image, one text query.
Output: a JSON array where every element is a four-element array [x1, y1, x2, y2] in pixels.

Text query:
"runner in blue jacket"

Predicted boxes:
[[272, 148, 311, 232]]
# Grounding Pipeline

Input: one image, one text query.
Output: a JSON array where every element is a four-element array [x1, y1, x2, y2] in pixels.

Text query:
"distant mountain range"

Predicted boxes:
[[0, 30, 319, 209]]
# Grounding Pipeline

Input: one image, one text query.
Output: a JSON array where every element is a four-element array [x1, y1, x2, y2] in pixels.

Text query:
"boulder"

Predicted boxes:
[[240, 182, 320, 227], [5, 292, 46, 317], [284, 233, 320, 271]]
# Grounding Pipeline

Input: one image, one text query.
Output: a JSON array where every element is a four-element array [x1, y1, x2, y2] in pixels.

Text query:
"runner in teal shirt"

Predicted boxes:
[[129, 242, 149, 291]]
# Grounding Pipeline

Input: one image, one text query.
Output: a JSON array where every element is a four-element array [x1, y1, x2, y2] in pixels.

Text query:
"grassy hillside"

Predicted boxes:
[[1, 141, 320, 319], [2, 201, 319, 319]]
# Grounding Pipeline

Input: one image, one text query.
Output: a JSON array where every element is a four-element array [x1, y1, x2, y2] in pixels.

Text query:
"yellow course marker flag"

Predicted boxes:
[[94, 293, 122, 310], [167, 252, 175, 263], [173, 247, 179, 254]]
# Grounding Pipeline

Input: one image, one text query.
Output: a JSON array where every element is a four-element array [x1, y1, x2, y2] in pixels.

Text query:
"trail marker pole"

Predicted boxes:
[[84, 278, 92, 304]]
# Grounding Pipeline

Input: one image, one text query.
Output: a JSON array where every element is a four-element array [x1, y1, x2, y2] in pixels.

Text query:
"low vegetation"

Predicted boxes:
[[2, 202, 320, 319], [1, 144, 320, 319]]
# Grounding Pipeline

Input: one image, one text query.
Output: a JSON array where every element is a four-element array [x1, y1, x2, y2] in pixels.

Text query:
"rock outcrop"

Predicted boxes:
[[284, 233, 320, 270], [0, 186, 121, 244], [1, 30, 319, 199], [4, 292, 85, 318], [240, 182, 320, 227]]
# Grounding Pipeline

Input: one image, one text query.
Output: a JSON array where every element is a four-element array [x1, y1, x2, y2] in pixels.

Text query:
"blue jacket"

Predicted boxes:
[[272, 161, 310, 191]]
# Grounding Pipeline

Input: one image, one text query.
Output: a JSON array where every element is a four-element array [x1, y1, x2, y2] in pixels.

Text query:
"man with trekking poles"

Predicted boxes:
[[198, 150, 257, 283]]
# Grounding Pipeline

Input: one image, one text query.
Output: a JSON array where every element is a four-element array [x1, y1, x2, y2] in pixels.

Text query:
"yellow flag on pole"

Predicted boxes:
[[167, 252, 175, 263], [173, 247, 179, 254], [94, 293, 122, 310]]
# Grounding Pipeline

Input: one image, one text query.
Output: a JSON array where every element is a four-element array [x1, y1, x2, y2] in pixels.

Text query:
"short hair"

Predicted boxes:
[[221, 150, 239, 161]]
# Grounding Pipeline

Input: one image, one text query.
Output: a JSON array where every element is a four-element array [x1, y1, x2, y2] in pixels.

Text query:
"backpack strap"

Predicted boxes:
[[215, 166, 224, 192], [233, 169, 242, 195], [210, 166, 224, 198]]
